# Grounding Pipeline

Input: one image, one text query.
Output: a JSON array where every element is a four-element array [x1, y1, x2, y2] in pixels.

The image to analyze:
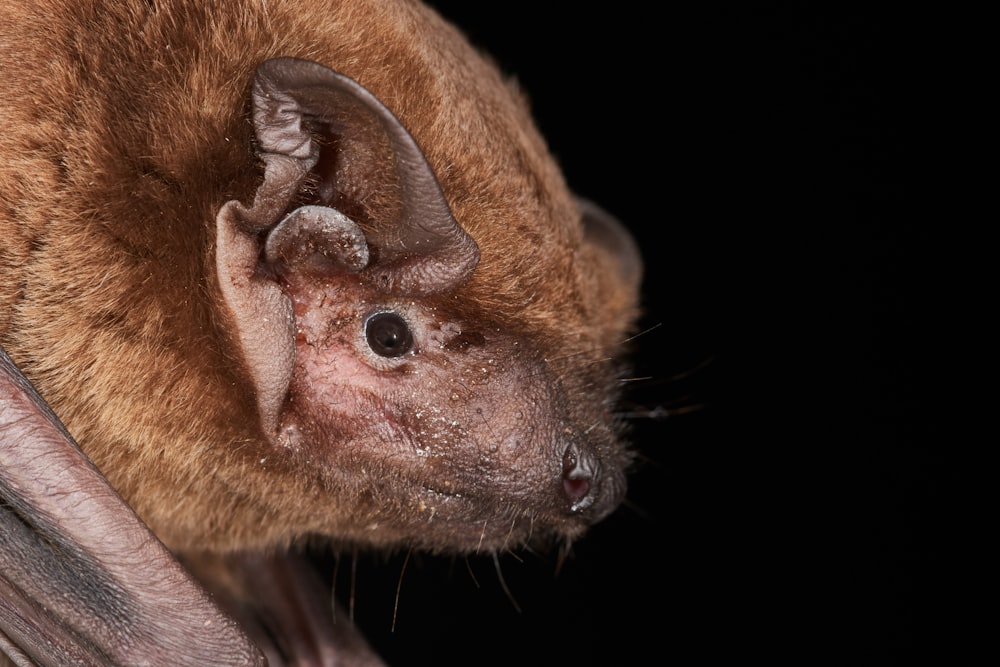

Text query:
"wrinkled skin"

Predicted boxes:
[[0, 1, 643, 664]]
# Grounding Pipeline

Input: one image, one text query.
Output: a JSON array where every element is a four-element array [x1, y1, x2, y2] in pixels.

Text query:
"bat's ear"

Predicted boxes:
[[215, 57, 480, 435], [577, 196, 643, 305], [236, 56, 480, 293]]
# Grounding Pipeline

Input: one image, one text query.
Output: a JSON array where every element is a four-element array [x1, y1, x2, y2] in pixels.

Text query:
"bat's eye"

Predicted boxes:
[[365, 311, 414, 358]]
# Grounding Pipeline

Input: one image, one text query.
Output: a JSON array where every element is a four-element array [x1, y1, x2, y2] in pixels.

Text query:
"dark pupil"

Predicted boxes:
[[365, 312, 413, 358]]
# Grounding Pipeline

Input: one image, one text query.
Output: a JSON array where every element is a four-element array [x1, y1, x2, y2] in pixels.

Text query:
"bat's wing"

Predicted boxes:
[[0, 347, 265, 666]]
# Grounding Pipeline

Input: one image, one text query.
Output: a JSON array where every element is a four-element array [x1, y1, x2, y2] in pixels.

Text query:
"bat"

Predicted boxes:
[[0, 0, 644, 664]]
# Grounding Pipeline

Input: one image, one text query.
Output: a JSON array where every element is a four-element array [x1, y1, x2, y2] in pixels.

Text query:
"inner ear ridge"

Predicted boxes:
[[264, 205, 370, 276], [252, 57, 480, 296]]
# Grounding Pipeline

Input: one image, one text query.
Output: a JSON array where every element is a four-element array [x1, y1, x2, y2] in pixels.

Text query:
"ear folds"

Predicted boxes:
[[215, 57, 480, 437], [249, 57, 480, 295], [264, 205, 369, 276]]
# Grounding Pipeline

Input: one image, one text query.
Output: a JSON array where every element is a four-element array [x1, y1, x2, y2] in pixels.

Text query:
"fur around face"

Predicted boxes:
[[0, 0, 641, 556]]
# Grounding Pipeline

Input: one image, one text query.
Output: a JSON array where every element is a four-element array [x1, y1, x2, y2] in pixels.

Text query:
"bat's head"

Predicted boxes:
[[6, 0, 642, 561], [213, 55, 643, 555], [0, 0, 645, 661]]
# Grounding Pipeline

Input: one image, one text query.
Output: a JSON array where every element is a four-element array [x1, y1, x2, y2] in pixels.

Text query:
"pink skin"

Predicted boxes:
[[269, 270, 602, 552]]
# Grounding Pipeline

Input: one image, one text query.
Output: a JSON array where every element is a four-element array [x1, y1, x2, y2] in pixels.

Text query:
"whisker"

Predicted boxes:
[[545, 351, 615, 367], [538, 323, 667, 387], [464, 556, 481, 589], [492, 552, 521, 613], [554, 539, 573, 575], [391, 548, 411, 633], [619, 354, 715, 420], [626, 355, 715, 389], [500, 515, 517, 552], [618, 402, 706, 420], [349, 549, 358, 623], [619, 375, 655, 383], [621, 322, 663, 345], [503, 547, 523, 564], [476, 519, 487, 553], [330, 551, 341, 624]]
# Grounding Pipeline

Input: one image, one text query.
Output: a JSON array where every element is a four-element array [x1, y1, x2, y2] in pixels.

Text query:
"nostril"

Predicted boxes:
[[562, 443, 595, 510], [563, 475, 590, 502]]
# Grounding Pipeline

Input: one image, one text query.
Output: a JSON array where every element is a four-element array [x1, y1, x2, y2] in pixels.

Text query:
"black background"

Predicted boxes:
[[341, 3, 944, 665]]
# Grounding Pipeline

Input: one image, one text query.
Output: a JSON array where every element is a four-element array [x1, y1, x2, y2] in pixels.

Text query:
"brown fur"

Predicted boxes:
[[0, 0, 640, 561]]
